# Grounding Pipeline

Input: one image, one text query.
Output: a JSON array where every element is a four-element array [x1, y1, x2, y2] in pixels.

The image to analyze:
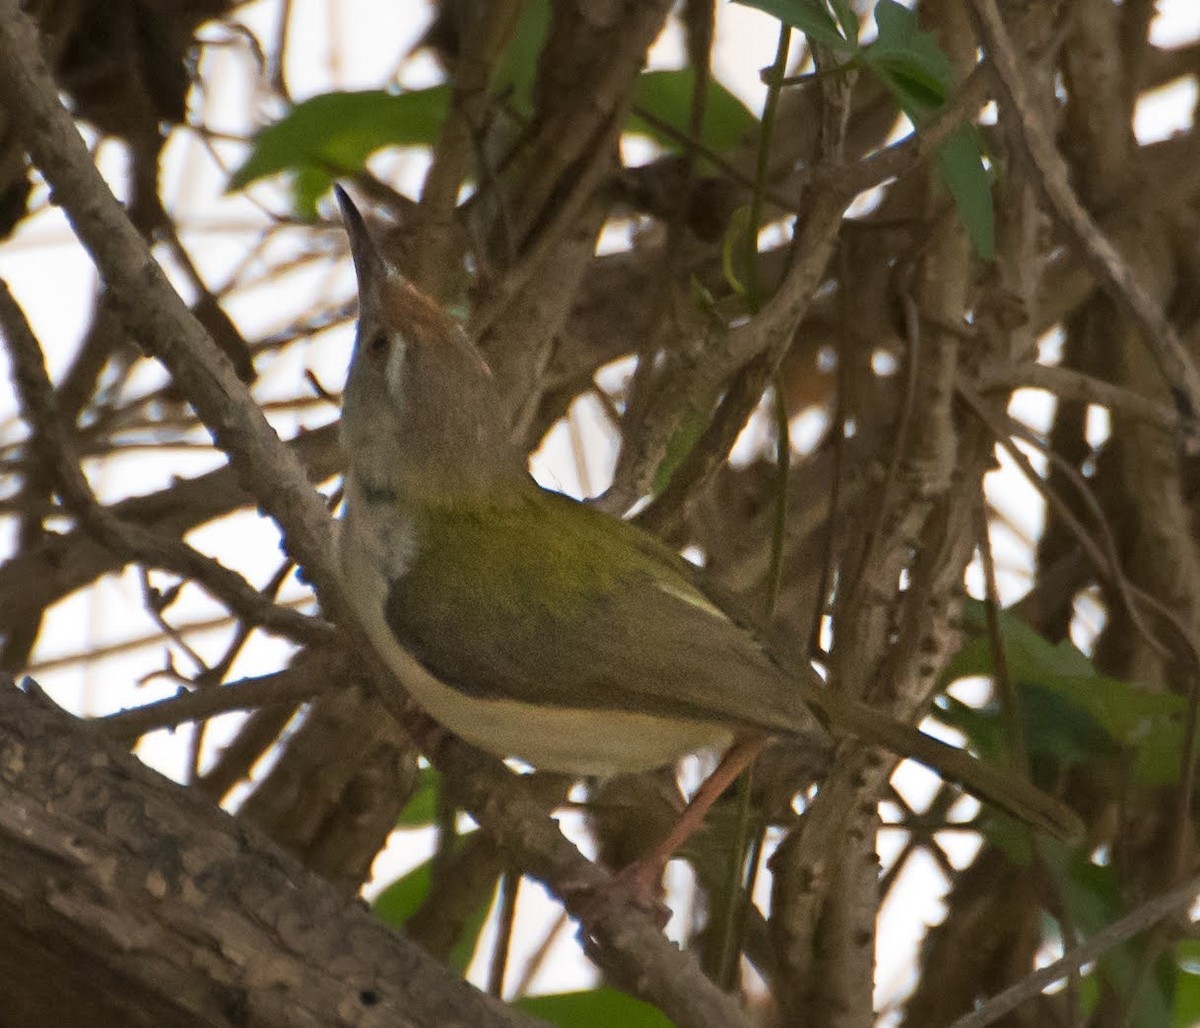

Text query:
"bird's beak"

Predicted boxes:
[[334, 184, 386, 317]]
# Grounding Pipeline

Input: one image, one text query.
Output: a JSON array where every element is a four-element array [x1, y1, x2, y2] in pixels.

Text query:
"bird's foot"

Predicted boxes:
[[565, 859, 670, 930]]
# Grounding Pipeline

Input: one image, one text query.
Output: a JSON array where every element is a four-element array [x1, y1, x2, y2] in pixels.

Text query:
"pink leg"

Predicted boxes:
[[576, 736, 767, 927], [633, 736, 767, 874]]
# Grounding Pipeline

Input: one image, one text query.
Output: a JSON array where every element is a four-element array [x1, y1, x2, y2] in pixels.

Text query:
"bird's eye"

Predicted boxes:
[[368, 332, 388, 356]]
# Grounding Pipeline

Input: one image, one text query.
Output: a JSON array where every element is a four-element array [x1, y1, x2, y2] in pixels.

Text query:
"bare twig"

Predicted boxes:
[[0, 1, 350, 621], [100, 664, 329, 742], [976, 361, 1179, 432], [0, 281, 335, 648], [967, 0, 1200, 437], [950, 874, 1200, 1028], [958, 382, 1179, 666]]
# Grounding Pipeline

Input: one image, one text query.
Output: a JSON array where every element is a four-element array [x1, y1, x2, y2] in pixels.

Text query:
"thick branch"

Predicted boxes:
[[0, 678, 535, 1028]]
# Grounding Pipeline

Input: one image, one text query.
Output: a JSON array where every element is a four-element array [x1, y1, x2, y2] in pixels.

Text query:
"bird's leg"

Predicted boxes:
[[573, 735, 767, 928], [629, 735, 767, 881]]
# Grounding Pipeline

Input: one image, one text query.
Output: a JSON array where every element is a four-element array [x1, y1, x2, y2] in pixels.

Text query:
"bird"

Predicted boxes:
[[332, 186, 1081, 902]]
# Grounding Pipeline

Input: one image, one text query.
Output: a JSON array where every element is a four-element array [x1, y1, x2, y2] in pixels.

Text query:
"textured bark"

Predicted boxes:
[[0, 679, 536, 1028]]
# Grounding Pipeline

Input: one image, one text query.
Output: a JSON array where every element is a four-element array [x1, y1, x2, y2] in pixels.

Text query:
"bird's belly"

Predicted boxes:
[[382, 624, 730, 774], [417, 670, 732, 775]]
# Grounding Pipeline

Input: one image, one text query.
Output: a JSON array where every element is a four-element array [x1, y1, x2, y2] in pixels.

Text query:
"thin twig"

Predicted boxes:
[[950, 873, 1200, 1028], [487, 871, 519, 998], [23, 599, 314, 676], [967, 0, 1200, 437], [957, 382, 1175, 666], [0, 282, 334, 648], [976, 361, 1179, 432], [0, 2, 350, 623], [99, 664, 327, 741]]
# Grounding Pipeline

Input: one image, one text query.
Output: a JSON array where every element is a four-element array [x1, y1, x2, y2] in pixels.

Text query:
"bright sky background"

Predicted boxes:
[[1, 0, 1198, 1018]]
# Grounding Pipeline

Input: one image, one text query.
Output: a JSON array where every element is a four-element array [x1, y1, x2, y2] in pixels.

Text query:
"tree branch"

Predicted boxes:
[[0, 282, 334, 648], [967, 0, 1200, 435], [0, 677, 536, 1028], [0, 0, 349, 622]]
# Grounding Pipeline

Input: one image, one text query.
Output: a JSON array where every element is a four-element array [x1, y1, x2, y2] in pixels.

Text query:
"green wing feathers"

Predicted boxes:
[[383, 489, 812, 730]]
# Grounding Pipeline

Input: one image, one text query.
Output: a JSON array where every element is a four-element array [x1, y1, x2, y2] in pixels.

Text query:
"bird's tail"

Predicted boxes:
[[798, 681, 1082, 841]]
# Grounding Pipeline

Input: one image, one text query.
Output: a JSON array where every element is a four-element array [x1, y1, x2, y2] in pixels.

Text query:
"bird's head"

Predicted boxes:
[[335, 186, 522, 500]]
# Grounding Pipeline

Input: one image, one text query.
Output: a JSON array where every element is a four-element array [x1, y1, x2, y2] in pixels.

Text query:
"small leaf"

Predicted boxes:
[[828, 0, 859, 43], [721, 203, 753, 297], [372, 860, 433, 929], [653, 406, 710, 497], [936, 128, 994, 258], [870, 66, 946, 119], [290, 164, 334, 222], [396, 765, 442, 827], [733, 0, 856, 53], [228, 87, 450, 216], [867, 0, 952, 103], [1177, 971, 1200, 1028], [1175, 942, 1200, 1028], [628, 69, 758, 152], [448, 890, 492, 974], [862, 1, 994, 257], [515, 988, 672, 1027], [494, 0, 550, 115]]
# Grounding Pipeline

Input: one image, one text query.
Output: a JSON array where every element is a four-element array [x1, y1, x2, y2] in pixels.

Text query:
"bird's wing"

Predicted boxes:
[[383, 489, 814, 734]]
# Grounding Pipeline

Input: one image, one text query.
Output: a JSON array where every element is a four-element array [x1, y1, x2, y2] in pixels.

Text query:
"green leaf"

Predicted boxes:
[[495, 0, 550, 115], [690, 274, 717, 312], [1176, 938, 1200, 971], [935, 688, 1112, 769], [950, 602, 1094, 678], [1177, 970, 1200, 1028], [396, 765, 443, 827], [228, 87, 450, 217], [372, 859, 433, 929], [861, 0, 993, 257], [628, 69, 757, 152], [372, 855, 492, 973], [866, 0, 952, 105], [936, 128, 994, 258], [1055, 852, 1173, 1026], [940, 603, 1184, 779], [1131, 716, 1187, 787], [828, 0, 859, 43], [871, 66, 946, 119], [653, 405, 710, 497], [448, 892, 492, 974], [948, 604, 1184, 742], [721, 204, 753, 297], [732, 0, 857, 53], [515, 988, 672, 1027], [1176, 942, 1200, 1028], [290, 164, 333, 223]]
